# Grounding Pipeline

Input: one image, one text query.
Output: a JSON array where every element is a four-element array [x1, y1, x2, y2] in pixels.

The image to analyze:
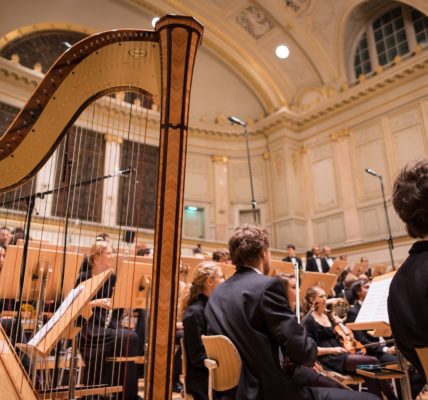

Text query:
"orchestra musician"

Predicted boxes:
[[276, 273, 350, 390], [303, 286, 397, 399], [388, 159, 428, 386], [181, 261, 231, 400], [282, 244, 303, 269], [75, 239, 141, 400], [205, 224, 377, 400]]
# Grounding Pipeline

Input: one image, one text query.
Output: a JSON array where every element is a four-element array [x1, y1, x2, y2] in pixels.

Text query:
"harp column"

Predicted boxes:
[[101, 133, 122, 226], [145, 16, 203, 400]]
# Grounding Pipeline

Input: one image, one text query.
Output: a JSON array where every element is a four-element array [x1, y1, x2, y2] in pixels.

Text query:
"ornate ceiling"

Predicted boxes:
[[1, 0, 428, 128]]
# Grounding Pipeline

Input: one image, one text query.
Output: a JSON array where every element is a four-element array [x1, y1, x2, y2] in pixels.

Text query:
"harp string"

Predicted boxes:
[[0, 89, 154, 397]]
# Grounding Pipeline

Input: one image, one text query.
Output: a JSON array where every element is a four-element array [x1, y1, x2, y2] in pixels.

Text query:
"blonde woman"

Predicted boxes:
[[76, 240, 141, 400], [181, 262, 224, 400]]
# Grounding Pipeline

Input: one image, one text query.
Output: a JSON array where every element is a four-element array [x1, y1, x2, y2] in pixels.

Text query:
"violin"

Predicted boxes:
[[333, 320, 366, 355]]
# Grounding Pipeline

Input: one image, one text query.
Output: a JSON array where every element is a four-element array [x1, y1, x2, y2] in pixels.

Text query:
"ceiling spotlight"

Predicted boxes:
[[275, 45, 290, 59], [152, 17, 160, 28]]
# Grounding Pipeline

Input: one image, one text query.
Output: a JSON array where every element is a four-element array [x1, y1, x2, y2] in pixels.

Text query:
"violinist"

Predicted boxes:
[[276, 273, 349, 390], [303, 286, 397, 400]]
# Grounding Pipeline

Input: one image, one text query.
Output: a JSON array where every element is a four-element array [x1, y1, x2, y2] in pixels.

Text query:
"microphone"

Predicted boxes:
[[228, 116, 247, 127], [365, 168, 381, 178]]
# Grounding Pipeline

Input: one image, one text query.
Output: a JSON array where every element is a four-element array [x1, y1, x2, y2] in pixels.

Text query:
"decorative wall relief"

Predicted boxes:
[[283, 0, 311, 14], [236, 5, 275, 40]]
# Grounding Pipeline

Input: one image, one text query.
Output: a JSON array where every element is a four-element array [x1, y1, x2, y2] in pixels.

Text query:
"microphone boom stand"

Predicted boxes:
[[243, 124, 257, 224], [378, 175, 396, 271]]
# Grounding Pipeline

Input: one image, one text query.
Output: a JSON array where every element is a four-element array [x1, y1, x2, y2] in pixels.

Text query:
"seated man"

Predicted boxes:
[[205, 224, 377, 400]]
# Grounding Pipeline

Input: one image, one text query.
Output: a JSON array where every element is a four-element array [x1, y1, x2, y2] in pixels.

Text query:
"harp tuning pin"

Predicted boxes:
[[51, 78, 55, 86], [23, 121, 28, 126], [58, 69, 63, 75]]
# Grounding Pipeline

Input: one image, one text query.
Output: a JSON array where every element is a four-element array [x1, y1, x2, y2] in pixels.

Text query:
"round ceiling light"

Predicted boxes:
[[276, 45, 290, 59]]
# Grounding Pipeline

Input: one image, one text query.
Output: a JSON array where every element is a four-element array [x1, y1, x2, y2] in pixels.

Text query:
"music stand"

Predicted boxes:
[[17, 268, 114, 398], [269, 260, 294, 275], [371, 263, 387, 278], [299, 272, 338, 302], [351, 262, 368, 276], [346, 271, 412, 399], [180, 256, 204, 283], [112, 260, 152, 309], [0, 246, 59, 304], [329, 260, 348, 276]]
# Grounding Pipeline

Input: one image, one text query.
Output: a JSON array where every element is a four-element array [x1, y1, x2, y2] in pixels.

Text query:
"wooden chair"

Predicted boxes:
[[180, 337, 194, 399], [416, 347, 428, 380], [201, 335, 241, 400]]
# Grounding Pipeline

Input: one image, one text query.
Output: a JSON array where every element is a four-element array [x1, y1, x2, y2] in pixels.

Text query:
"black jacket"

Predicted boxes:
[[205, 267, 317, 400], [182, 294, 209, 400], [388, 240, 428, 382], [282, 256, 303, 269], [306, 257, 329, 273]]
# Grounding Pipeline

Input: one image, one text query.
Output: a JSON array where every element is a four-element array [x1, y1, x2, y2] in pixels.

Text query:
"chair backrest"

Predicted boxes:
[[201, 335, 242, 392], [180, 337, 194, 399], [416, 347, 428, 380]]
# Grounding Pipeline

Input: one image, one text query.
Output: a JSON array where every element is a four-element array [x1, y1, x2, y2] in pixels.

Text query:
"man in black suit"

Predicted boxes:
[[282, 244, 303, 269], [305, 245, 329, 273], [205, 224, 377, 400], [388, 160, 428, 385]]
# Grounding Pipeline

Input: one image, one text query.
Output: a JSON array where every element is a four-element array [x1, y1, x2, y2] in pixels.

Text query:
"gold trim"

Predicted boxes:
[[211, 155, 229, 163], [104, 133, 123, 145], [0, 22, 94, 51], [330, 128, 349, 142]]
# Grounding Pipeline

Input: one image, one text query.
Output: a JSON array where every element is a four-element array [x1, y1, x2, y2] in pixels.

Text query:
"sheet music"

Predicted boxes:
[[355, 276, 393, 324], [28, 285, 84, 346]]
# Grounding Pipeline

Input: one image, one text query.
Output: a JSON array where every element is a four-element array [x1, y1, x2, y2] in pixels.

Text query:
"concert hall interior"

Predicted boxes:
[[0, 1, 428, 399]]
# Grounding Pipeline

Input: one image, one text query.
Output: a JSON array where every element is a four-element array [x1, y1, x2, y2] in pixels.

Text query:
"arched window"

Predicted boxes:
[[352, 4, 428, 81]]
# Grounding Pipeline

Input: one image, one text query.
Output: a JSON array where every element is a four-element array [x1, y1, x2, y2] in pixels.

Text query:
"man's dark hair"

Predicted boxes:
[[228, 224, 269, 266], [392, 159, 428, 238], [286, 244, 295, 250]]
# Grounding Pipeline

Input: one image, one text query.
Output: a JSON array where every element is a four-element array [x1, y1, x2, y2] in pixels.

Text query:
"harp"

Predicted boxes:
[[0, 15, 203, 400]]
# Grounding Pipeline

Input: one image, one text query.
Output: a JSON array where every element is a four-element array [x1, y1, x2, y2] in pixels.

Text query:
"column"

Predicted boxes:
[[212, 155, 230, 242], [101, 133, 122, 226]]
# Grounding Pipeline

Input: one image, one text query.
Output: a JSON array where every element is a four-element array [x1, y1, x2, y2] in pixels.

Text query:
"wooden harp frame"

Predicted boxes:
[[0, 15, 204, 400]]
